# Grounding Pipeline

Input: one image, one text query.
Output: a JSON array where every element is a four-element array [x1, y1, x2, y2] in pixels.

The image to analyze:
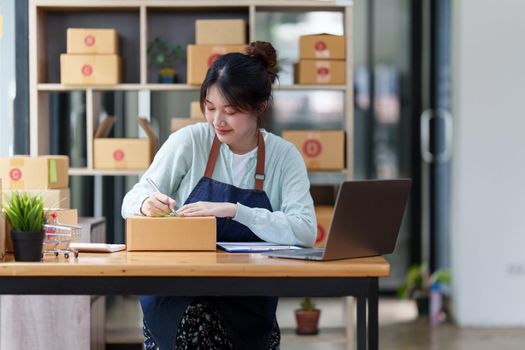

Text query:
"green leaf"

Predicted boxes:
[[147, 36, 183, 68], [2, 191, 44, 232]]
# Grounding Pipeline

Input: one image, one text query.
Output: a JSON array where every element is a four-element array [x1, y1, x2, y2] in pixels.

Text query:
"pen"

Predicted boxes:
[[146, 177, 181, 216]]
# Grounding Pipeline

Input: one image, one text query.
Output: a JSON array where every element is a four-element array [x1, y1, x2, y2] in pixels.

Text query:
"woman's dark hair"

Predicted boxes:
[[199, 41, 278, 126]]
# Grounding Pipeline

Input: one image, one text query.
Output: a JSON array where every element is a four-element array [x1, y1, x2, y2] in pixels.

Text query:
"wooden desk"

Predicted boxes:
[[0, 252, 389, 350]]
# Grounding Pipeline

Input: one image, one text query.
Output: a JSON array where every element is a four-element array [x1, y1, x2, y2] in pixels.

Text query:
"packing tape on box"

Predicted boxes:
[[9, 158, 25, 167], [49, 159, 58, 184]]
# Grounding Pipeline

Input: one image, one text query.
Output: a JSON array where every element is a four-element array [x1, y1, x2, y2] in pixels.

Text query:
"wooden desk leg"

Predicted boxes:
[[368, 278, 379, 350], [356, 296, 367, 350]]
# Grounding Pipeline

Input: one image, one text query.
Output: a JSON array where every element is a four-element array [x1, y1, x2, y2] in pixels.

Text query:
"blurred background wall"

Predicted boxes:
[[452, 0, 525, 325]]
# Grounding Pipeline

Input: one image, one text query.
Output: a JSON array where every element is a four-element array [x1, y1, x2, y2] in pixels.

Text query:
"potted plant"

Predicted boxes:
[[3, 192, 46, 262], [295, 297, 321, 335], [147, 37, 183, 83], [397, 264, 451, 317]]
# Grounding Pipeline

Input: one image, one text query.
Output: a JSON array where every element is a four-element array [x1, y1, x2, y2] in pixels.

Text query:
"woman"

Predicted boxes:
[[122, 41, 317, 350]]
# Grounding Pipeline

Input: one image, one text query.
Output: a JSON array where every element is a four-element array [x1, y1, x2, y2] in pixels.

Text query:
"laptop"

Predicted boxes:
[[263, 179, 412, 261]]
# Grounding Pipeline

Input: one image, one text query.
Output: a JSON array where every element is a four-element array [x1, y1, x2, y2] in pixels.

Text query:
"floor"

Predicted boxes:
[[105, 296, 525, 350], [380, 319, 525, 350]]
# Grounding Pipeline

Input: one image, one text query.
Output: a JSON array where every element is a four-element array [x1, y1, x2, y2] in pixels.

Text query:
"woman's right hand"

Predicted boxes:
[[140, 192, 176, 217]]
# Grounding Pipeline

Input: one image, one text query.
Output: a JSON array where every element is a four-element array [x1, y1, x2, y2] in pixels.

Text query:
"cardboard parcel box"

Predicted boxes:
[[296, 59, 345, 85], [94, 116, 157, 170], [195, 19, 247, 45], [283, 130, 345, 170], [190, 101, 204, 119], [0, 156, 69, 190], [67, 28, 119, 54], [2, 189, 71, 209], [171, 118, 206, 133], [61, 54, 121, 85], [126, 216, 216, 251], [187, 45, 246, 85], [4, 209, 77, 253], [299, 34, 346, 59], [315, 206, 334, 248]]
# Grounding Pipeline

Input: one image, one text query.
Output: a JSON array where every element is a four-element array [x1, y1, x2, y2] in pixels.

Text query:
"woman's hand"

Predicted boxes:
[[140, 192, 176, 217], [177, 201, 237, 218]]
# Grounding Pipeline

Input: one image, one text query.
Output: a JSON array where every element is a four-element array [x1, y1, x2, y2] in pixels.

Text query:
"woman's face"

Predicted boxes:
[[204, 84, 258, 154]]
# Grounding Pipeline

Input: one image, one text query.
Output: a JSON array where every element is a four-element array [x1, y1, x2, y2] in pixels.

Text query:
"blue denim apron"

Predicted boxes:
[[140, 132, 278, 350]]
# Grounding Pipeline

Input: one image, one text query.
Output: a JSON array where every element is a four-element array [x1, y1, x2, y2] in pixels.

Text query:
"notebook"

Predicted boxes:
[[69, 243, 126, 253]]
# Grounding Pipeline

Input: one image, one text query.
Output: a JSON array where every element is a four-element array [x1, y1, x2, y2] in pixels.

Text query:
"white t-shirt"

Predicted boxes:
[[231, 131, 268, 188]]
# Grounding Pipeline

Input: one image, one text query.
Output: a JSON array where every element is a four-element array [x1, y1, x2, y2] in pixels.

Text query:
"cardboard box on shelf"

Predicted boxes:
[[299, 34, 346, 59], [195, 19, 247, 45], [315, 206, 333, 248], [187, 44, 246, 85], [296, 59, 345, 85], [93, 116, 157, 170], [190, 101, 204, 119], [60, 54, 121, 85], [171, 118, 206, 133], [2, 188, 71, 210], [126, 216, 216, 251], [67, 28, 119, 54], [0, 156, 69, 190], [282, 130, 345, 170]]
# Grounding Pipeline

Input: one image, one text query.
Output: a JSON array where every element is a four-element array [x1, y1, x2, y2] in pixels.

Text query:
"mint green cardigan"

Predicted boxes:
[[121, 123, 316, 247]]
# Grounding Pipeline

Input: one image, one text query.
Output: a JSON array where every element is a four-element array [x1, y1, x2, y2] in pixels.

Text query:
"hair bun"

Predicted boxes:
[[245, 41, 278, 83]]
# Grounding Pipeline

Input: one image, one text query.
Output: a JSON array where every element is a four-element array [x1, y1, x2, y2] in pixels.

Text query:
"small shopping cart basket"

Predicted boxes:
[[44, 223, 82, 259]]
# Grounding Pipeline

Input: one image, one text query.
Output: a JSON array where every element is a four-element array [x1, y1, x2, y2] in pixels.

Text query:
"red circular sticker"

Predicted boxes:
[[9, 168, 22, 181], [207, 53, 222, 67], [302, 139, 322, 158], [84, 35, 96, 47], [315, 41, 327, 51], [316, 224, 326, 244], [317, 67, 330, 76], [81, 64, 93, 76], [113, 149, 125, 161]]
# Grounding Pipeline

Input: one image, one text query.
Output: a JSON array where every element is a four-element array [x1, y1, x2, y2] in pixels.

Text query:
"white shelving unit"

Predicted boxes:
[[29, 1, 355, 348], [29, 0, 353, 178]]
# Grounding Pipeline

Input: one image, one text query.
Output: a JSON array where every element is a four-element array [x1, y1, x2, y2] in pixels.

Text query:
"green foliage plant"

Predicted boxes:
[[300, 297, 317, 311], [397, 263, 451, 299], [147, 37, 183, 69], [3, 192, 45, 232]]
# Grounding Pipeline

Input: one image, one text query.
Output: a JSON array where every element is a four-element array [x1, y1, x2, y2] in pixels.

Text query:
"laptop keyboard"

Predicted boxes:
[[284, 248, 324, 257]]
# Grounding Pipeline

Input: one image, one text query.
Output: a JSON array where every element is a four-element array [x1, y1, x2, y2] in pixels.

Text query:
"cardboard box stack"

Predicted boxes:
[[171, 101, 207, 133], [93, 116, 157, 170], [296, 34, 346, 84], [0, 156, 71, 207], [61, 28, 121, 85], [0, 156, 72, 252], [282, 130, 345, 171], [187, 19, 247, 85], [126, 216, 216, 251]]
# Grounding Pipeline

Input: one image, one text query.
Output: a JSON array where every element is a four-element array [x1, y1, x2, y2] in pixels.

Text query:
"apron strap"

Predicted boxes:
[[254, 131, 265, 191], [204, 131, 266, 191], [204, 136, 221, 179]]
